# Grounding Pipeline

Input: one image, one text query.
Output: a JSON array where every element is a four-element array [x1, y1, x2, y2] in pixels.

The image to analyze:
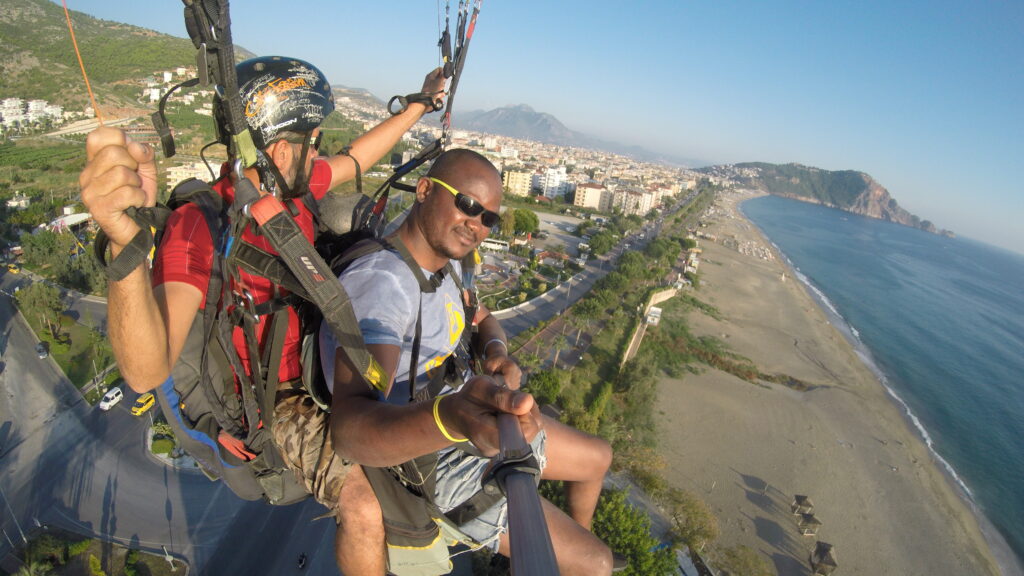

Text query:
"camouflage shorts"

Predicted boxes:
[[273, 380, 352, 519]]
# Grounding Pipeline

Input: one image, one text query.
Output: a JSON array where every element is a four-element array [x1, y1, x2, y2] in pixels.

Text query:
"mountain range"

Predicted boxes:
[[458, 104, 706, 167]]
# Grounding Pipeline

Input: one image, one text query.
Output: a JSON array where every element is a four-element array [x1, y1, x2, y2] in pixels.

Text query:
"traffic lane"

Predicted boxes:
[[0, 291, 82, 460], [200, 498, 334, 576], [4, 388, 247, 571]]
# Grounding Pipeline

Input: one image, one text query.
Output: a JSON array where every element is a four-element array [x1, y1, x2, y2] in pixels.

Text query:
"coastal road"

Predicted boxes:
[[493, 221, 659, 339]]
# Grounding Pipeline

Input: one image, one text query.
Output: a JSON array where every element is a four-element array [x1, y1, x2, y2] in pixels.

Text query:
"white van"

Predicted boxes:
[[99, 387, 123, 411]]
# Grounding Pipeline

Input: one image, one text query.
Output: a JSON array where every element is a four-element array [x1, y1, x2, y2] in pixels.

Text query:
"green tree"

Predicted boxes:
[[22, 229, 67, 269], [575, 220, 594, 237], [15, 282, 64, 339], [499, 208, 516, 238], [592, 489, 676, 576], [645, 237, 681, 267], [89, 554, 106, 576], [517, 352, 542, 373], [713, 545, 775, 576], [665, 487, 719, 549], [551, 334, 569, 368], [588, 230, 616, 255], [618, 251, 646, 279], [513, 208, 540, 235], [16, 560, 53, 576], [525, 369, 566, 406]]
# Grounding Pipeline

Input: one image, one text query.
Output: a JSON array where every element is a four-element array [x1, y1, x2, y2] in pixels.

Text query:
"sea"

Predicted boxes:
[[740, 194, 1024, 575]]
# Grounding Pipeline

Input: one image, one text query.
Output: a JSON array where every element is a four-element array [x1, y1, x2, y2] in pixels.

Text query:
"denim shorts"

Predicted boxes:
[[432, 429, 548, 552]]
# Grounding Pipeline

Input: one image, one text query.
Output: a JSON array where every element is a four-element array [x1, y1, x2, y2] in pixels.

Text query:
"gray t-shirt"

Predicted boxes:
[[319, 248, 465, 404]]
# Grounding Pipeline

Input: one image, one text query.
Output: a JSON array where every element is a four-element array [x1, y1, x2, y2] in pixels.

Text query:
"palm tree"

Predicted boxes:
[[551, 335, 568, 369], [16, 559, 52, 576], [517, 352, 542, 374]]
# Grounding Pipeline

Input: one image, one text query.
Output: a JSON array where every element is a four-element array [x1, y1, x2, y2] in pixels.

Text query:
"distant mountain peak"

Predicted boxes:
[[457, 104, 704, 166]]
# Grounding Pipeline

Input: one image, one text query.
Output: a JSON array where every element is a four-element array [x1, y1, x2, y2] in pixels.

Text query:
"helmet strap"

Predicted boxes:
[[260, 132, 311, 198], [290, 133, 313, 199], [259, 133, 313, 199]]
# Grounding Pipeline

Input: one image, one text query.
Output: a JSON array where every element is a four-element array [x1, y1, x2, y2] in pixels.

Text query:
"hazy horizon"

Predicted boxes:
[[43, 0, 1024, 255]]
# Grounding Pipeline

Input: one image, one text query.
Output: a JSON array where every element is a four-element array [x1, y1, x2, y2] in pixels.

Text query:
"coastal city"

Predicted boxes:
[[2, 13, 1020, 576]]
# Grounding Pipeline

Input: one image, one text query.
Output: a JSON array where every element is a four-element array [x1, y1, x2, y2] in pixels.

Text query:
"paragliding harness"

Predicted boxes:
[[307, 233, 516, 576], [94, 0, 388, 505]]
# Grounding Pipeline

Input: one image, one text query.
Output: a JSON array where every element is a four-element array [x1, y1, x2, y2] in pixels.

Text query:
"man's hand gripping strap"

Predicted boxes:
[[93, 205, 172, 281], [248, 195, 386, 392]]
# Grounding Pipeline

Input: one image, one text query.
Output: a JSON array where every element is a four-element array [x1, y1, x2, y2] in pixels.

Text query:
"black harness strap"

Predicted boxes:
[[247, 194, 388, 393]]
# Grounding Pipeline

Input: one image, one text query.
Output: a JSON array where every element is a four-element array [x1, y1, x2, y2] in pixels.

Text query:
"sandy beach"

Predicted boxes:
[[654, 190, 999, 575]]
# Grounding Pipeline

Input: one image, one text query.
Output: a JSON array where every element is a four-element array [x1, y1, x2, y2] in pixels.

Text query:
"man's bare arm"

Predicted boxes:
[[329, 342, 539, 467], [475, 305, 522, 390], [324, 68, 445, 189], [81, 127, 201, 392]]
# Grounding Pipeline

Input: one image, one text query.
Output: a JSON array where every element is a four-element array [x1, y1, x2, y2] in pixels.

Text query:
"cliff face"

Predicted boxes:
[[847, 174, 937, 233], [706, 163, 950, 236]]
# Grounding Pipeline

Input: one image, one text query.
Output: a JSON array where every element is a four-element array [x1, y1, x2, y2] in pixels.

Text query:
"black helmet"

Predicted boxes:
[[217, 56, 335, 150]]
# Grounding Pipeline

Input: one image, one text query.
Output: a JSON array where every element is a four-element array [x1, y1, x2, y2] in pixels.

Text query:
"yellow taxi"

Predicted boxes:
[[6, 263, 19, 274], [131, 393, 156, 416]]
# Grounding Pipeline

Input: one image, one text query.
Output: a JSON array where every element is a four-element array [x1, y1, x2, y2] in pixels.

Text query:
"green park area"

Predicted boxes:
[[9, 529, 184, 576]]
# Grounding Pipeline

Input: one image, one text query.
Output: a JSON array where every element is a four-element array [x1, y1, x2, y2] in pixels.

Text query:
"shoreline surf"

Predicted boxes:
[[739, 197, 1024, 576]]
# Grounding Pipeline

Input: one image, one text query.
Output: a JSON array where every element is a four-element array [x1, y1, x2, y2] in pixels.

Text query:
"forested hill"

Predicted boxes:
[[1, 0, 197, 110], [703, 162, 951, 236]]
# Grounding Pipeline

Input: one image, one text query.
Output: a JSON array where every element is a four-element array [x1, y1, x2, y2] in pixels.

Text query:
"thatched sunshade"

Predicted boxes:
[[791, 494, 815, 514], [810, 541, 838, 575], [798, 513, 823, 536]]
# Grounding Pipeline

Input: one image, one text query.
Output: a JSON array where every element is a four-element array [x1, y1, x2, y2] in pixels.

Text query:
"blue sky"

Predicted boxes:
[[58, 0, 1023, 253]]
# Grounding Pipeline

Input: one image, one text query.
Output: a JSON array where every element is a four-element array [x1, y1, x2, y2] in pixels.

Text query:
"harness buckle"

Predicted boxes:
[[237, 288, 260, 323], [481, 448, 540, 497]]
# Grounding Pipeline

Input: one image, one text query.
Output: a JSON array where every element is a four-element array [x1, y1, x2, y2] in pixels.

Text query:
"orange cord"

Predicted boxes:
[[62, 0, 103, 125]]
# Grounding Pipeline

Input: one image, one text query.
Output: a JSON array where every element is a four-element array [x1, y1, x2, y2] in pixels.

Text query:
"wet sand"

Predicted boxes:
[[654, 190, 999, 575]]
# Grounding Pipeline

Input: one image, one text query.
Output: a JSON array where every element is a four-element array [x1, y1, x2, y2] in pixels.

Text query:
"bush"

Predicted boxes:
[[592, 489, 676, 576], [665, 487, 719, 549], [713, 545, 775, 576], [68, 539, 91, 557], [89, 553, 106, 576]]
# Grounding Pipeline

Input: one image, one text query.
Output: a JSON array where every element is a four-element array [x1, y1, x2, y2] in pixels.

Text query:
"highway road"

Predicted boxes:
[[494, 213, 666, 338], [0, 272, 340, 574]]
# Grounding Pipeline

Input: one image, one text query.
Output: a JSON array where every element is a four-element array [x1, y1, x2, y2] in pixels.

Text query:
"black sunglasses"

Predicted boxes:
[[429, 177, 500, 228]]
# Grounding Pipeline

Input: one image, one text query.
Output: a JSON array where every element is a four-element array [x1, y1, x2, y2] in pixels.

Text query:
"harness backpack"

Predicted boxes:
[[139, 176, 386, 505]]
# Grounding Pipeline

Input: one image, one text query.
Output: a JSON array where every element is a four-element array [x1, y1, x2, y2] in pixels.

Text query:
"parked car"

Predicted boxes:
[[99, 387, 123, 411], [131, 393, 156, 416], [6, 263, 19, 274], [35, 342, 48, 359]]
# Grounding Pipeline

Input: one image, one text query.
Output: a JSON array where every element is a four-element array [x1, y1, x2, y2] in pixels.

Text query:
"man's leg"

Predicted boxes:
[[334, 465, 386, 575], [539, 414, 612, 529], [496, 497, 612, 576]]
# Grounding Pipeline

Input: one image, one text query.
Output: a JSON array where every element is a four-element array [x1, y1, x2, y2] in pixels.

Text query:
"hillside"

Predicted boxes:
[[0, 0, 201, 112], [703, 162, 951, 236]]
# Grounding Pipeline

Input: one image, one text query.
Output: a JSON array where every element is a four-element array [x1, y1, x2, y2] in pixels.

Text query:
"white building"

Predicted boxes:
[[537, 166, 569, 199], [165, 161, 213, 190], [6, 193, 30, 210]]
